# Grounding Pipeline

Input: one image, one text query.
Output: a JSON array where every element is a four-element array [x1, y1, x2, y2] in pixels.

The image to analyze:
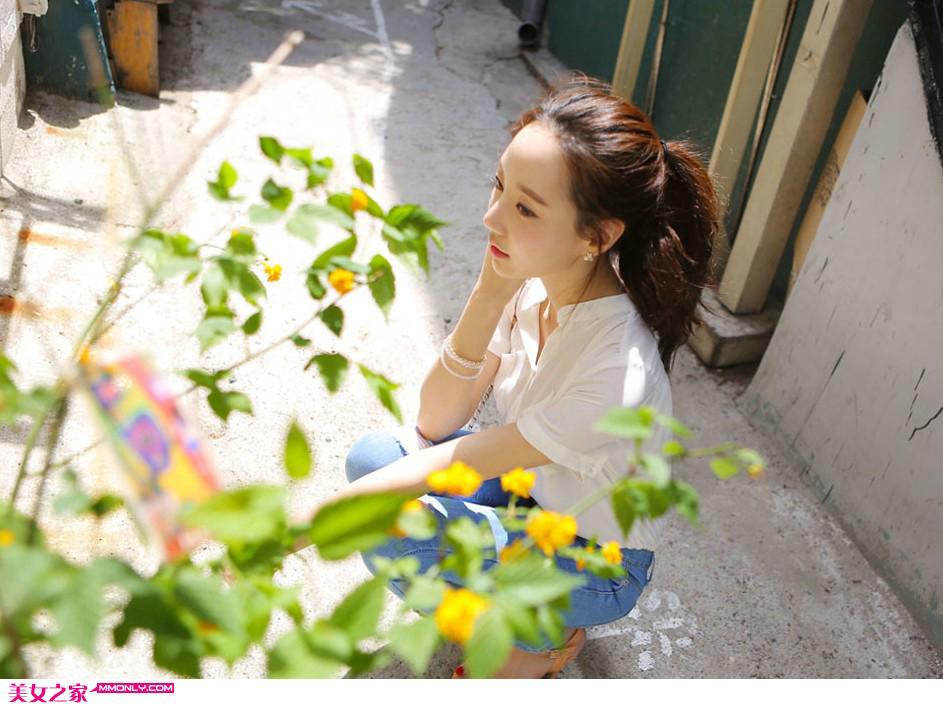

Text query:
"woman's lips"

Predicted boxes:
[[490, 244, 509, 258]]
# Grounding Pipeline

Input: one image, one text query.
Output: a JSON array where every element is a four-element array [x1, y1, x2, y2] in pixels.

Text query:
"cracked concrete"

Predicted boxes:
[[0, 0, 940, 679]]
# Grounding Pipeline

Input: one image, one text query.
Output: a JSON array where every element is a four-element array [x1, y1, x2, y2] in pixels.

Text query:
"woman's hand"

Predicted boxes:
[[474, 239, 525, 304]]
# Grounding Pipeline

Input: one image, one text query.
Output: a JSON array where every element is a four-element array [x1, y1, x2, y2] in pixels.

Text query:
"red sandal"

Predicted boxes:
[[451, 627, 586, 679]]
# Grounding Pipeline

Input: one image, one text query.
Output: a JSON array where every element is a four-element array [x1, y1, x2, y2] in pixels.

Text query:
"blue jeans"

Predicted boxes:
[[344, 425, 656, 653]]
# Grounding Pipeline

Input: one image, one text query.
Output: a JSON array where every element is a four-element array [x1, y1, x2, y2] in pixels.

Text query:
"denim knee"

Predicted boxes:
[[344, 429, 406, 483]]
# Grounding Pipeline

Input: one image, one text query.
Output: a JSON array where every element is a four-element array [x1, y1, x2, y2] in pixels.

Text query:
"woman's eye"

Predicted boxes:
[[517, 204, 535, 218], [489, 174, 503, 190]]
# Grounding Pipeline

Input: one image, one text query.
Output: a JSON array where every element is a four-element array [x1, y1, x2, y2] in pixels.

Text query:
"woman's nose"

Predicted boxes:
[[483, 199, 503, 235]]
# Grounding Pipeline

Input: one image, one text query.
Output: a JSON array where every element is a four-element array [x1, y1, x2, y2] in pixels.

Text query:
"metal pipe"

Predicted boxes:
[[646, 0, 671, 117], [519, 0, 548, 48]]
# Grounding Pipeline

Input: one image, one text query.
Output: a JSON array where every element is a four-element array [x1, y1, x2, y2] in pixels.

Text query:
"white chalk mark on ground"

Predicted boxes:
[[586, 589, 698, 674], [281, 0, 380, 41]]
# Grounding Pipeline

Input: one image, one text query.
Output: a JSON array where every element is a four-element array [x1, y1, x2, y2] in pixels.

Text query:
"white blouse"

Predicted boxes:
[[483, 277, 673, 551]]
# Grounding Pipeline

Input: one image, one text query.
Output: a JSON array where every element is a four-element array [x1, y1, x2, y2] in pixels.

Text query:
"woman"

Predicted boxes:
[[339, 75, 719, 677]]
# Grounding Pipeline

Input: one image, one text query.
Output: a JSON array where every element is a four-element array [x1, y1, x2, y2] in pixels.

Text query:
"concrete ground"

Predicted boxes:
[[1, 0, 940, 679]]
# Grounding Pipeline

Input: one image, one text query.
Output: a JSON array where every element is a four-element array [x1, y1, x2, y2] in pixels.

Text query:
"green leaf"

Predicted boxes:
[[249, 205, 283, 224], [284, 147, 313, 168], [306, 353, 348, 393], [668, 479, 700, 527], [184, 368, 226, 390], [491, 554, 585, 606], [242, 311, 262, 335], [734, 448, 765, 467], [306, 269, 327, 299], [285, 206, 321, 243], [536, 604, 565, 648], [610, 483, 639, 537], [327, 192, 353, 217], [312, 234, 357, 271], [134, 229, 201, 282], [196, 315, 237, 352], [352, 153, 375, 187], [291, 334, 311, 347], [396, 503, 437, 541], [153, 634, 203, 678], [200, 263, 229, 308], [225, 229, 256, 257], [710, 457, 739, 480], [655, 413, 693, 439], [182, 486, 285, 544], [208, 161, 238, 201], [357, 364, 402, 424], [592, 406, 654, 440], [661, 440, 686, 457], [387, 617, 439, 676], [51, 568, 105, 654], [236, 267, 266, 307], [318, 304, 344, 337], [327, 575, 386, 642], [367, 255, 395, 319], [403, 575, 444, 612], [640, 453, 671, 487], [206, 389, 252, 422], [327, 256, 370, 274], [308, 492, 412, 561], [284, 420, 312, 480], [465, 607, 513, 678], [261, 179, 294, 211], [306, 157, 334, 189], [500, 599, 544, 647], [174, 567, 244, 636], [268, 627, 345, 678], [259, 136, 284, 163]]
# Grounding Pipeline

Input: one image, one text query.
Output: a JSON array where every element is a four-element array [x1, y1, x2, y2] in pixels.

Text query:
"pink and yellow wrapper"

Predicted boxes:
[[80, 354, 219, 560]]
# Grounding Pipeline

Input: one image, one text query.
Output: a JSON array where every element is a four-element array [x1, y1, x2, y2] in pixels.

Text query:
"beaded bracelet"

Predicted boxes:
[[443, 333, 485, 370], [439, 345, 481, 380]]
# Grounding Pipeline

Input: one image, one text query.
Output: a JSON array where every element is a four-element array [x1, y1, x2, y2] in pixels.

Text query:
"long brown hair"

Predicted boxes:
[[509, 74, 719, 375]]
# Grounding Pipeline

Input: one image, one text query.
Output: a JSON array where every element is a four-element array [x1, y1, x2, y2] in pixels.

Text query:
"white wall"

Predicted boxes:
[[0, 0, 23, 175], [740, 22, 943, 647]]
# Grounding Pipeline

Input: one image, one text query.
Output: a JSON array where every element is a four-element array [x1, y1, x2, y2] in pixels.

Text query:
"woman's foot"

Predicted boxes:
[[452, 627, 586, 678]]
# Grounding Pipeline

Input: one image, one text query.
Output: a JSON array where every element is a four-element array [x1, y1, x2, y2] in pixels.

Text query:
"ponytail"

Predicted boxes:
[[510, 75, 720, 375]]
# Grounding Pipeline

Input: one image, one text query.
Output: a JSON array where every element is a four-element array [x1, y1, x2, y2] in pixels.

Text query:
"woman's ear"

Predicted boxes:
[[600, 218, 626, 254]]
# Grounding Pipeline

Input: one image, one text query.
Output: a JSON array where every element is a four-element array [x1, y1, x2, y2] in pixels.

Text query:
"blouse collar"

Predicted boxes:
[[521, 277, 640, 325]]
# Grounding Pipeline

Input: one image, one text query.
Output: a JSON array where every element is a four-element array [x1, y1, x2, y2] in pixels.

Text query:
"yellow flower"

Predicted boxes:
[[434, 587, 489, 645], [576, 544, 595, 572], [500, 467, 536, 498], [746, 463, 764, 479], [328, 268, 356, 295], [525, 511, 578, 557], [602, 541, 622, 565], [263, 261, 282, 282], [0, 529, 14, 547], [350, 187, 369, 212], [402, 499, 424, 513], [78, 345, 92, 366], [426, 461, 482, 496], [499, 539, 528, 564]]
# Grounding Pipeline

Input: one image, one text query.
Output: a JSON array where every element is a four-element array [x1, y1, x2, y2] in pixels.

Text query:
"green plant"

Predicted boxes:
[[0, 34, 766, 679]]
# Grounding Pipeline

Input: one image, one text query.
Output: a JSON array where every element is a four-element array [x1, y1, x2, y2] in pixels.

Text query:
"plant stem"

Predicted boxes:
[[26, 396, 70, 545], [0, 607, 27, 678]]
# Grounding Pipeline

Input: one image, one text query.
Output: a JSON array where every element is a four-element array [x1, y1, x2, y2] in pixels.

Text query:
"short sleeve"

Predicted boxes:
[[515, 351, 664, 479], [485, 286, 522, 357]]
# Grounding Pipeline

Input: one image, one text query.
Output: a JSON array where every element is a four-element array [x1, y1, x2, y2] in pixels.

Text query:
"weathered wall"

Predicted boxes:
[[0, 0, 24, 175], [740, 21, 943, 647]]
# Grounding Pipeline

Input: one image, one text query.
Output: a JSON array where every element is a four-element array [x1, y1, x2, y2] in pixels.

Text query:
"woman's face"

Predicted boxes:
[[482, 122, 590, 279]]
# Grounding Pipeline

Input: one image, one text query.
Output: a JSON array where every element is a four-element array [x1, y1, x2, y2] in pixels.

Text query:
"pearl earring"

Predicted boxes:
[[583, 252, 595, 262]]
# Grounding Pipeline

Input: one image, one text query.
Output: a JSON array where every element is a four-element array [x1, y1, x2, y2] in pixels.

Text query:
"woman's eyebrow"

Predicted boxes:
[[497, 157, 548, 207]]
